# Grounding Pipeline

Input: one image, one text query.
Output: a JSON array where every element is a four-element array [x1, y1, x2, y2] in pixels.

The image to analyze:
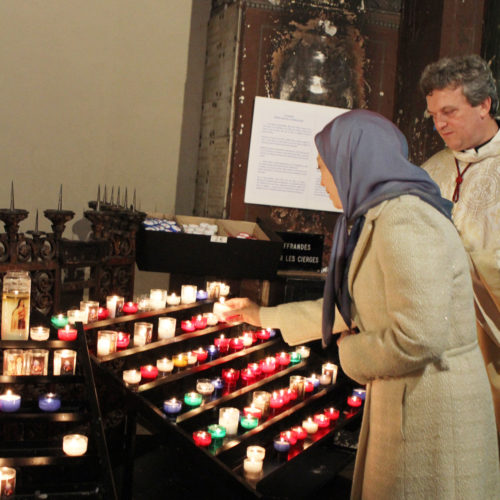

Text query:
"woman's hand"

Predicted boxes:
[[222, 297, 262, 326]]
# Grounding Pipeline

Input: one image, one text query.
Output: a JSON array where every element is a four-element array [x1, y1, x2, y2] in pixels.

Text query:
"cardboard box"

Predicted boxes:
[[135, 215, 283, 279]]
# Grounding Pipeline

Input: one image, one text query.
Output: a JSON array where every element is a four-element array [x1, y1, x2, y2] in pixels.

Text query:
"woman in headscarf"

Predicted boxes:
[[225, 110, 500, 499]]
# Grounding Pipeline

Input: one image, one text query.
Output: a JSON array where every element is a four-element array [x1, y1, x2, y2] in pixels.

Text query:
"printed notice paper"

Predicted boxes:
[[244, 97, 348, 212]]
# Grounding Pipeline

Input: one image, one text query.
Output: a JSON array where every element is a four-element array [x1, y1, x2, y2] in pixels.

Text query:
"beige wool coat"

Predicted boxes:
[[260, 195, 500, 499]]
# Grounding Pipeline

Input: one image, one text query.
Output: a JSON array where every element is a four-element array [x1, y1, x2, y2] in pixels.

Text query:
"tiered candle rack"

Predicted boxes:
[[0, 329, 117, 498], [83, 300, 362, 499]]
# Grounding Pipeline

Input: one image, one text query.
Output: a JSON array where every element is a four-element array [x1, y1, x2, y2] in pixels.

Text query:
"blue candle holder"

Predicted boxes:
[[206, 345, 219, 361], [163, 398, 183, 421], [38, 393, 61, 412], [0, 392, 21, 413], [196, 289, 208, 301], [211, 377, 224, 399]]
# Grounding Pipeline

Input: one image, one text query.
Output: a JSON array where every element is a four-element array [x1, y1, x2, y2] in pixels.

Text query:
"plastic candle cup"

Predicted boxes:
[[319, 373, 332, 385], [123, 369, 141, 388], [252, 391, 271, 418], [214, 335, 230, 355], [133, 322, 153, 346], [322, 362, 338, 384], [192, 315, 208, 330], [290, 352, 302, 364], [184, 391, 203, 408], [324, 407, 340, 421], [25, 349, 49, 375], [0, 390, 21, 413], [240, 414, 259, 431], [192, 430, 211, 447], [270, 392, 285, 410], [302, 417, 319, 434], [304, 379, 315, 394], [289, 375, 306, 400], [202, 312, 218, 326], [290, 426, 307, 440], [212, 297, 231, 322], [116, 331, 130, 349], [53, 349, 77, 375], [181, 320, 196, 332], [150, 289, 167, 309], [353, 388, 367, 400], [173, 353, 188, 370], [106, 295, 124, 318], [286, 387, 297, 402], [229, 337, 244, 352], [211, 377, 224, 398], [295, 345, 310, 359], [196, 379, 215, 402], [247, 362, 262, 379], [180, 285, 197, 305], [3, 349, 25, 376], [97, 330, 117, 357], [206, 345, 219, 361], [81, 300, 99, 323], [166, 293, 181, 306], [38, 392, 61, 412], [279, 388, 291, 405], [97, 307, 109, 320], [63, 434, 88, 456], [280, 430, 297, 446], [222, 368, 240, 388], [219, 407, 240, 436], [196, 289, 208, 301], [273, 436, 291, 454], [240, 368, 256, 386], [30, 326, 50, 341], [247, 445, 266, 461], [260, 357, 277, 375], [243, 404, 262, 420], [241, 332, 254, 347], [0, 466, 16, 496], [307, 374, 321, 390], [276, 351, 291, 369], [186, 351, 198, 367], [156, 357, 174, 376], [243, 457, 264, 477], [314, 413, 330, 428], [347, 395, 363, 408], [157, 317, 177, 339], [194, 347, 208, 363], [51, 314, 69, 329], [58, 325, 77, 341], [207, 424, 226, 447], [163, 398, 182, 420], [122, 302, 138, 314], [140, 365, 158, 381], [256, 328, 271, 342]]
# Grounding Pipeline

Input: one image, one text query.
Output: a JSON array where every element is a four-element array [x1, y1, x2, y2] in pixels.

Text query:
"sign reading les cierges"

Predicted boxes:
[[277, 232, 324, 272]]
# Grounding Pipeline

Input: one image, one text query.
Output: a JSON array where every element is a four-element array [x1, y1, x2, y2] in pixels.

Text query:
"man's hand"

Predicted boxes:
[[223, 297, 262, 326]]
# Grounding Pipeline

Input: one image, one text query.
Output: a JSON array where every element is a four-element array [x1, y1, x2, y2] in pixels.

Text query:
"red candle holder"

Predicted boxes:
[[270, 391, 285, 410], [192, 430, 212, 447], [305, 379, 315, 393], [324, 407, 340, 421], [286, 388, 297, 402], [259, 357, 277, 375], [221, 368, 240, 386], [275, 351, 291, 368], [191, 315, 208, 330], [123, 302, 139, 314], [240, 368, 256, 386], [280, 430, 297, 446], [180, 320, 196, 332], [256, 328, 271, 342], [229, 337, 244, 352], [214, 335, 230, 354], [313, 413, 330, 428], [140, 365, 159, 380], [290, 425, 307, 440], [116, 331, 130, 349], [194, 347, 208, 363], [347, 395, 363, 408], [243, 405, 262, 419], [97, 307, 109, 320], [247, 362, 262, 378], [58, 326, 77, 341]]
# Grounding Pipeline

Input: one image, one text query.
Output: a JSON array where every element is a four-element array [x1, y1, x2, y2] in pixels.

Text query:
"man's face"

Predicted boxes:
[[425, 85, 492, 151]]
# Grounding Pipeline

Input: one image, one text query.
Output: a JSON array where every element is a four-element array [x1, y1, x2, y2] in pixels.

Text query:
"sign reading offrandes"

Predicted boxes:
[[277, 232, 324, 272]]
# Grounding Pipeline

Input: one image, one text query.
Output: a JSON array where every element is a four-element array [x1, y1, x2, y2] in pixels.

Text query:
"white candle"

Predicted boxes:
[[158, 317, 176, 339], [213, 297, 231, 321], [202, 312, 218, 326], [295, 345, 311, 359], [30, 326, 50, 341], [181, 285, 197, 304], [166, 293, 181, 306], [97, 337, 111, 356], [322, 362, 338, 384], [219, 407, 240, 436], [0, 466, 16, 496], [302, 417, 319, 434], [243, 457, 263, 475], [150, 289, 167, 309], [63, 434, 88, 456], [156, 357, 174, 374], [122, 369, 141, 385], [247, 445, 266, 461]]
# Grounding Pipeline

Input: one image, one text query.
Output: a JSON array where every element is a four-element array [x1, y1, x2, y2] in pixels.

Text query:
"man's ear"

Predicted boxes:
[[479, 96, 492, 118]]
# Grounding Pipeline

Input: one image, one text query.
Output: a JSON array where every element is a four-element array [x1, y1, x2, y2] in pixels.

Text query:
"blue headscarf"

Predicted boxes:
[[315, 110, 453, 347]]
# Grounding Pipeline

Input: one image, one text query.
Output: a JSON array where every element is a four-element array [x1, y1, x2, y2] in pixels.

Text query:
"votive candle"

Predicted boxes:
[[63, 434, 88, 456]]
